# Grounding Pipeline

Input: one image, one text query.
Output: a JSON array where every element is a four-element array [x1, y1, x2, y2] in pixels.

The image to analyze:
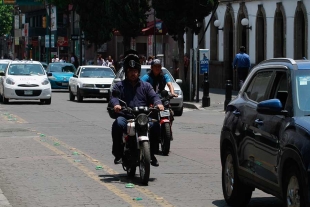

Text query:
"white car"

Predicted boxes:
[[69, 65, 115, 102], [0, 60, 52, 104]]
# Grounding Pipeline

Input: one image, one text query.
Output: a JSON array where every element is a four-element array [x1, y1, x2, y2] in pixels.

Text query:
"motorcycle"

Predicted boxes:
[[109, 90, 157, 185], [157, 90, 173, 156]]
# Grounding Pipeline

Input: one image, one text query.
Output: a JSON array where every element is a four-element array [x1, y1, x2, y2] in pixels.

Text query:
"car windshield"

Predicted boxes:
[[140, 68, 175, 82], [49, 64, 76, 73], [0, 63, 8, 72], [292, 70, 310, 116], [8, 64, 45, 76], [80, 67, 115, 78]]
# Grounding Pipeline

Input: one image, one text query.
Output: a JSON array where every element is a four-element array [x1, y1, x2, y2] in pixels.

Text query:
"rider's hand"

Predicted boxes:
[[171, 93, 178, 97], [157, 104, 164, 111], [114, 105, 122, 113]]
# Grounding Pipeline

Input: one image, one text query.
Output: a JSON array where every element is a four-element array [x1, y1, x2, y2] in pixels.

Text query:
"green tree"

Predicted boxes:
[[105, 0, 151, 51], [153, 0, 218, 84], [0, 5, 13, 36]]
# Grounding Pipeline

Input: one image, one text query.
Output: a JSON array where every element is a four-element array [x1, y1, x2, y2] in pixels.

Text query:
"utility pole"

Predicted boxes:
[[48, 0, 52, 64]]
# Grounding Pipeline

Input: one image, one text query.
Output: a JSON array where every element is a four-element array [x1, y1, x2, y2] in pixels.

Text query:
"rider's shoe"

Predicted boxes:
[[151, 155, 159, 167], [114, 157, 122, 164]]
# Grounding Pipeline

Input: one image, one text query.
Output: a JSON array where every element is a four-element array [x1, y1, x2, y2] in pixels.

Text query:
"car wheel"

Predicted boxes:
[[45, 98, 51, 105], [69, 88, 75, 101], [77, 88, 83, 102], [174, 107, 183, 116], [222, 147, 252, 206], [283, 164, 306, 207], [2, 94, 8, 104]]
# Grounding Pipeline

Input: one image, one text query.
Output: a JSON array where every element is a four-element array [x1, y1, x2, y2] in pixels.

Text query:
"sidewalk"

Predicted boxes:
[[183, 88, 238, 111]]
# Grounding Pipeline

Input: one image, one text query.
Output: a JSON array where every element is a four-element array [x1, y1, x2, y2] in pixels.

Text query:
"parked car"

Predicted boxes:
[[0, 59, 11, 75], [0, 60, 51, 104], [69, 65, 115, 102], [220, 58, 310, 206], [110, 65, 183, 116], [46, 62, 76, 89]]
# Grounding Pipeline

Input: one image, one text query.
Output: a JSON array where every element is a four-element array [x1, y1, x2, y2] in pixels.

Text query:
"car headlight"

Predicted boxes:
[[48, 76, 56, 80], [136, 114, 148, 126], [6, 78, 15, 85], [82, 84, 94, 88], [42, 78, 50, 85]]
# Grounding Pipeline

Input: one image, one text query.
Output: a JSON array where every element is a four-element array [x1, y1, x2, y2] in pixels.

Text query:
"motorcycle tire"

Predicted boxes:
[[139, 141, 151, 185], [161, 123, 172, 156]]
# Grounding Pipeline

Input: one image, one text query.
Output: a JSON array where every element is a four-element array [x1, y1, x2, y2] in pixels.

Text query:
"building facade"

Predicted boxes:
[[202, 0, 308, 89]]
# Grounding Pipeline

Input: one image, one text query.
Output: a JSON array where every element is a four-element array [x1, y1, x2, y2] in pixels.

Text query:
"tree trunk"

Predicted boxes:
[[123, 36, 131, 52]]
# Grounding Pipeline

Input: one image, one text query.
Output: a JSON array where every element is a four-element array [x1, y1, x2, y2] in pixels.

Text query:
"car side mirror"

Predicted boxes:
[[257, 99, 288, 116], [0, 72, 5, 76], [73, 74, 78, 78], [176, 79, 182, 84], [47, 72, 52, 76]]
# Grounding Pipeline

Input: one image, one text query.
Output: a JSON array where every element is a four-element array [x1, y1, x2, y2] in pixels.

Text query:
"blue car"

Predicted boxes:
[[47, 63, 76, 89], [221, 58, 310, 206]]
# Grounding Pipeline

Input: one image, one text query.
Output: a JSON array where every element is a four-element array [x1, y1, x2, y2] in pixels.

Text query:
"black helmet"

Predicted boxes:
[[123, 50, 141, 74]]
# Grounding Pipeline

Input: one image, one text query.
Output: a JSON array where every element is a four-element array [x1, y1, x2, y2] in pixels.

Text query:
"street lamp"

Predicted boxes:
[[214, 20, 224, 31], [241, 18, 252, 30]]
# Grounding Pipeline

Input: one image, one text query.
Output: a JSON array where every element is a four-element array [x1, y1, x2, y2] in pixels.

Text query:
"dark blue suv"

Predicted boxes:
[[221, 58, 310, 207]]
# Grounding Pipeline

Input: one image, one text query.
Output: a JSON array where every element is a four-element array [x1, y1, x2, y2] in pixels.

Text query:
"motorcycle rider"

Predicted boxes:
[[110, 50, 164, 167], [141, 59, 178, 97]]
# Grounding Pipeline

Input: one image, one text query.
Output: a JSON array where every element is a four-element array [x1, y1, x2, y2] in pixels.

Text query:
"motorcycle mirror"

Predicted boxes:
[[161, 90, 169, 97], [112, 90, 120, 97]]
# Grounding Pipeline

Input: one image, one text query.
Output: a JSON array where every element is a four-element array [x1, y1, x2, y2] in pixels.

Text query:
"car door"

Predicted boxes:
[[70, 67, 81, 93], [236, 70, 274, 178], [253, 70, 288, 185]]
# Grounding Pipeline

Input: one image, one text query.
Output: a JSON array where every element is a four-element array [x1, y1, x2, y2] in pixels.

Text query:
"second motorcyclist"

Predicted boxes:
[[110, 50, 164, 167]]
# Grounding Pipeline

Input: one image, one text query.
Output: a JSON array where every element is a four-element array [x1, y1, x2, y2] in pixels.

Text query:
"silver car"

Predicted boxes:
[[110, 65, 184, 116]]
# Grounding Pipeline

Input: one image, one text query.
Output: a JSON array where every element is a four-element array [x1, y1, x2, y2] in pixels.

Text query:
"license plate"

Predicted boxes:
[[160, 110, 170, 117], [62, 83, 68, 86], [24, 90, 33, 95], [100, 89, 108, 93]]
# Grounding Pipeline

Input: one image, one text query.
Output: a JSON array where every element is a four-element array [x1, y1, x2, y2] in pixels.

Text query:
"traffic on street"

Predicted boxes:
[[0, 92, 283, 207]]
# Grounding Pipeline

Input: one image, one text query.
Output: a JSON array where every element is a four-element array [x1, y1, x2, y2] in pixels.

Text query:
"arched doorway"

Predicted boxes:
[[256, 5, 266, 64], [294, 1, 308, 59], [223, 6, 234, 85], [274, 3, 286, 58], [237, 3, 249, 52]]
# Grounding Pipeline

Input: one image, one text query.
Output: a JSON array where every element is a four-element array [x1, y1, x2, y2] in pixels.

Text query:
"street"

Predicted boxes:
[[0, 91, 283, 207]]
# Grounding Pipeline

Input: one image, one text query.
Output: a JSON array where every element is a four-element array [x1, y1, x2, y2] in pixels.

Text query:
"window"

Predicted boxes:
[[245, 71, 273, 102]]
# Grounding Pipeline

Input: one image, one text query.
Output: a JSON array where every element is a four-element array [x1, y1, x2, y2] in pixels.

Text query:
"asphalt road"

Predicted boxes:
[[0, 91, 283, 207]]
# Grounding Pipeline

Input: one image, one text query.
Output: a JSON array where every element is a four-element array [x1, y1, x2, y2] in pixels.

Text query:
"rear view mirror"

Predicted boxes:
[[47, 72, 52, 76]]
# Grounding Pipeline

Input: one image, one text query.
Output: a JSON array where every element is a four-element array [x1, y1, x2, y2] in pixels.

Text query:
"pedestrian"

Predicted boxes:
[[97, 54, 104, 66], [146, 56, 153, 65], [233, 46, 250, 89], [52, 55, 59, 62], [71, 53, 79, 68]]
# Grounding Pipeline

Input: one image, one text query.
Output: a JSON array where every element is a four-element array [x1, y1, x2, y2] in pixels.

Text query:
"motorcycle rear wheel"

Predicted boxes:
[[161, 123, 171, 156], [139, 141, 151, 185]]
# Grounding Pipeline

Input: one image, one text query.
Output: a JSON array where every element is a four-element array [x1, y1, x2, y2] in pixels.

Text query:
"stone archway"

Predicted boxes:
[[274, 2, 286, 58], [294, 1, 308, 59], [223, 5, 234, 85], [210, 15, 218, 61], [256, 5, 266, 64]]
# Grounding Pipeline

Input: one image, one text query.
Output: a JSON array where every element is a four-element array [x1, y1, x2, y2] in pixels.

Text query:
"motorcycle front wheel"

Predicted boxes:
[[161, 122, 172, 156], [139, 141, 151, 185]]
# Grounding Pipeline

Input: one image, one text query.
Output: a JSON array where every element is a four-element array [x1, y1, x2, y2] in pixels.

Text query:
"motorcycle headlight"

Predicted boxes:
[[42, 78, 50, 85], [6, 78, 15, 85], [136, 114, 148, 126]]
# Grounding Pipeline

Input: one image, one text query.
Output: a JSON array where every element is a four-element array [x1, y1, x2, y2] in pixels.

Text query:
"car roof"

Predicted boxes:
[[80, 65, 111, 68], [0, 59, 12, 62], [256, 58, 310, 70], [48, 62, 74, 65], [9, 60, 42, 64]]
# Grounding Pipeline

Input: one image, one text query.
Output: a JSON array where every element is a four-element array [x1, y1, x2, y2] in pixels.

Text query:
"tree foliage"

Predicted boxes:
[[0, 5, 13, 36], [153, 0, 218, 83], [105, 0, 151, 51], [73, 0, 114, 47]]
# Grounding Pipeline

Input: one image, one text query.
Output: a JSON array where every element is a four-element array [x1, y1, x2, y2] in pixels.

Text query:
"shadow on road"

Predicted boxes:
[[66, 99, 109, 103], [98, 174, 157, 186], [212, 197, 283, 207]]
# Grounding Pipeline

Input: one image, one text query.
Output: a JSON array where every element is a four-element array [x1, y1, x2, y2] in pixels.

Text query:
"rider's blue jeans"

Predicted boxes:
[[111, 116, 159, 158]]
